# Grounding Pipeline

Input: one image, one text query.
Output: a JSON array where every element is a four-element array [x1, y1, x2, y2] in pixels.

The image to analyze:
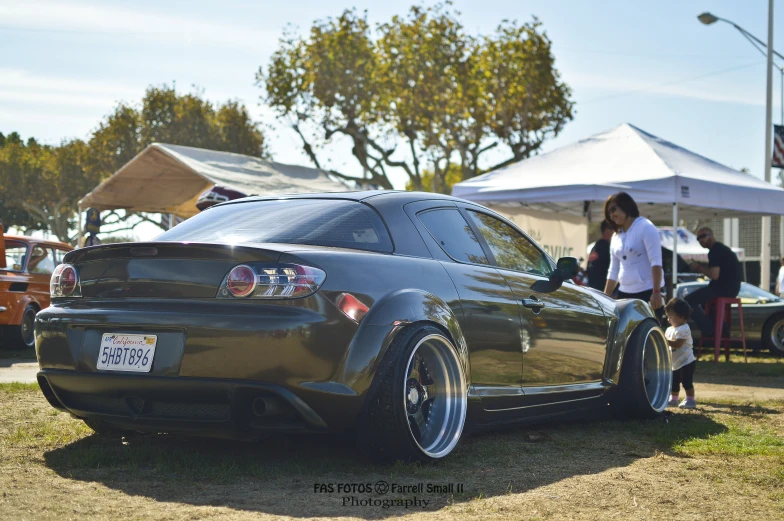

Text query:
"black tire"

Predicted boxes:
[[614, 318, 672, 419], [762, 314, 784, 357], [358, 324, 467, 463], [82, 418, 136, 439], [6, 305, 37, 349]]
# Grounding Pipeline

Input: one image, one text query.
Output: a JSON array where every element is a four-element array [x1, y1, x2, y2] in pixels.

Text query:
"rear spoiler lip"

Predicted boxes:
[[63, 241, 292, 265], [63, 241, 380, 264]]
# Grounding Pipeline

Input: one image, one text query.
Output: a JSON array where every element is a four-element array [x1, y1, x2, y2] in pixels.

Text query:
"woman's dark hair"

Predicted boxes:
[[604, 192, 640, 231], [665, 298, 691, 320]]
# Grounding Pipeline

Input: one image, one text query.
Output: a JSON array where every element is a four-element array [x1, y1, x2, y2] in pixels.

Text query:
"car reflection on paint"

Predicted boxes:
[[35, 191, 672, 462]]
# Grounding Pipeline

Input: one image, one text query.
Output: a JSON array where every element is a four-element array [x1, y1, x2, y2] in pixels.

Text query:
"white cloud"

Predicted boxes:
[[0, 69, 140, 97], [0, 0, 278, 50], [0, 68, 145, 112], [569, 70, 767, 106]]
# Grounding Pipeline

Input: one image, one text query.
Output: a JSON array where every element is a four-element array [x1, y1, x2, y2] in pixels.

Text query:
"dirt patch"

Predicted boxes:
[[696, 381, 784, 401], [1, 386, 782, 520], [691, 355, 784, 402]]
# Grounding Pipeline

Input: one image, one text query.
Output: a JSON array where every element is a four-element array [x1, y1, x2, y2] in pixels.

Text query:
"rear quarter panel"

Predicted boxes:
[[280, 249, 467, 395]]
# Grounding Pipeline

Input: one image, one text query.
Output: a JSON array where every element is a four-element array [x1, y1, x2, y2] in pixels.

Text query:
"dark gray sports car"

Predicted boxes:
[[35, 191, 671, 462], [676, 281, 784, 356]]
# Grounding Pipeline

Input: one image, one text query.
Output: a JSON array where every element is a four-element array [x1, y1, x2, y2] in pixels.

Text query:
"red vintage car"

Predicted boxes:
[[1, 234, 73, 348]]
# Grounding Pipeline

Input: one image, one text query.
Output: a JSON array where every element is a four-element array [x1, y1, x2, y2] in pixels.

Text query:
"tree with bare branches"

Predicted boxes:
[[259, 3, 573, 193]]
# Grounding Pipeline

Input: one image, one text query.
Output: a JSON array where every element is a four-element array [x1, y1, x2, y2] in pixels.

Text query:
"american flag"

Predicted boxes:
[[773, 125, 784, 168]]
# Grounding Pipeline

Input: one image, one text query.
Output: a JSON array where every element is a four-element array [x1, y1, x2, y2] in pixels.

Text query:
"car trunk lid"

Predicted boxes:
[[65, 242, 288, 299]]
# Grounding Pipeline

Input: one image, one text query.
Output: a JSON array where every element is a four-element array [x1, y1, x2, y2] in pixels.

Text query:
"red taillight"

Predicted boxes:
[[292, 265, 318, 296], [218, 263, 326, 299], [227, 265, 257, 297], [60, 266, 77, 295], [50, 264, 81, 298], [336, 292, 369, 322]]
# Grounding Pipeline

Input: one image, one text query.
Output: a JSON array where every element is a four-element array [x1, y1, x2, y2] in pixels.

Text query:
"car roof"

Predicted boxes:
[[3, 234, 74, 250], [220, 190, 465, 207]]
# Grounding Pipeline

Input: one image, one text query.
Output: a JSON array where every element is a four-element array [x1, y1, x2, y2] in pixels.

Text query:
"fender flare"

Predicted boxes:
[[605, 299, 657, 385], [8, 295, 40, 325], [333, 289, 469, 397]]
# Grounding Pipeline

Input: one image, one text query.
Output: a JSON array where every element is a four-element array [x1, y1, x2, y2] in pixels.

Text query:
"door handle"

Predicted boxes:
[[522, 297, 546, 313]]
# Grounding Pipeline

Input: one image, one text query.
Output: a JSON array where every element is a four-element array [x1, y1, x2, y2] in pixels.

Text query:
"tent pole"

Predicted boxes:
[[672, 202, 679, 292], [779, 215, 784, 263], [77, 203, 83, 247]]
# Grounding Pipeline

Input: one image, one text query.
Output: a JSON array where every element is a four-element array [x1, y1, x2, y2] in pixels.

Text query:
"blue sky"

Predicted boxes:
[[2, 0, 783, 239]]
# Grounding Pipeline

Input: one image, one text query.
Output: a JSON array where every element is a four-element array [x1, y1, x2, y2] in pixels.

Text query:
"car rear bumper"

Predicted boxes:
[[38, 369, 335, 439]]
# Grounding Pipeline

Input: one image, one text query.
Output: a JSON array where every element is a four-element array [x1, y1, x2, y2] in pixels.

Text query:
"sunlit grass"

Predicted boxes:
[[676, 427, 784, 457], [0, 382, 39, 393]]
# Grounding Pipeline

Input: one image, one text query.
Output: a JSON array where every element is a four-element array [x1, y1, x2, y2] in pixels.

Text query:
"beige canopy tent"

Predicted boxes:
[[78, 143, 352, 243]]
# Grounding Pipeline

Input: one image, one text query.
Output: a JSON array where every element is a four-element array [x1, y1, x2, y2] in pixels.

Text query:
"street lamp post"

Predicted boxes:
[[698, 5, 777, 291]]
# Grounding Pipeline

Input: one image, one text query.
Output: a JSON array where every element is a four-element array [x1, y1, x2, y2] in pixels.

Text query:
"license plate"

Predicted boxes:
[[97, 334, 157, 372]]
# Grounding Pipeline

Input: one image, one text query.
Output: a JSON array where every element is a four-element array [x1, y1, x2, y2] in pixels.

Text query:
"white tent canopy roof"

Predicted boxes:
[[79, 143, 351, 218], [452, 123, 784, 221], [657, 227, 744, 261]]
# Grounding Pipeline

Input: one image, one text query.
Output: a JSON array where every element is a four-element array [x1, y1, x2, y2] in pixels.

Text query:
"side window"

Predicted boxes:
[[417, 208, 489, 265], [3, 241, 28, 272], [466, 210, 550, 275], [28, 246, 56, 275]]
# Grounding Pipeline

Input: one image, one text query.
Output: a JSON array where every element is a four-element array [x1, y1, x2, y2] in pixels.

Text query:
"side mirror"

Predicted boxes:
[[555, 256, 580, 280], [531, 257, 580, 294]]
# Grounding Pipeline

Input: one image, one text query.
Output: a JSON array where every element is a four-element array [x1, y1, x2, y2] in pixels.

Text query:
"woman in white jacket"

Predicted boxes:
[[602, 192, 665, 320]]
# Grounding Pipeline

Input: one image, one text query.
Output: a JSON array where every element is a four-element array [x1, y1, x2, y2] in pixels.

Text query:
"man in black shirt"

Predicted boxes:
[[685, 227, 741, 336], [586, 220, 613, 291]]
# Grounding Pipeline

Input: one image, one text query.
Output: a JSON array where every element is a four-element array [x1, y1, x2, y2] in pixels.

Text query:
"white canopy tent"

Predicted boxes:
[[657, 227, 744, 262], [453, 123, 784, 286], [78, 143, 351, 242]]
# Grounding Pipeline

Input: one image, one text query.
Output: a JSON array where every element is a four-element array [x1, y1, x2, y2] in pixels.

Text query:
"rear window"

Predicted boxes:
[[156, 199, 393, 253]]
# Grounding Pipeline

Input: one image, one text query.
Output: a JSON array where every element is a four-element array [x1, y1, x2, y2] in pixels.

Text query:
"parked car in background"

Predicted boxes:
[[1, 235, 74, 348], [676, 281, 784, 356], [35, 191, 671, 462]]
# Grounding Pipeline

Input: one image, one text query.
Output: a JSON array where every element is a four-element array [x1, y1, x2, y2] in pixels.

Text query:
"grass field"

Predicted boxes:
[[1, 374, 782, 520]]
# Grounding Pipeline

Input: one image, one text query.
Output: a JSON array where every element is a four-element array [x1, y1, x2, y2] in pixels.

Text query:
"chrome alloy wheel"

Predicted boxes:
[[641, 327, 671, 412], [403, 334, 467, 459], [769, 318, 784, 353]]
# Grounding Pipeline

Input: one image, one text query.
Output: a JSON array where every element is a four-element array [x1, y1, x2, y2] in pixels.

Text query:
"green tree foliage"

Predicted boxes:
[[0, 85, 268, 242], [87, 85, 269, 179], [259, 3, 573, 193], [405, 163, 462, 192], [0, 138, 95, 242]]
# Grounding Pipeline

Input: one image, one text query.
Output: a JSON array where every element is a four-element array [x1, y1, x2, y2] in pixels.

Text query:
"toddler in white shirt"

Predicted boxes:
[[664, 298, 696, 409]]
